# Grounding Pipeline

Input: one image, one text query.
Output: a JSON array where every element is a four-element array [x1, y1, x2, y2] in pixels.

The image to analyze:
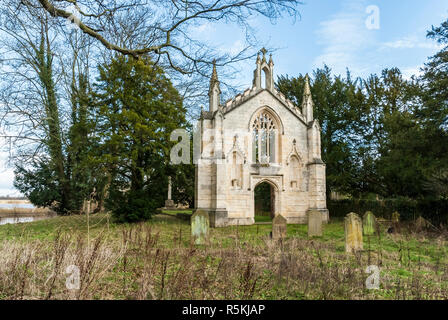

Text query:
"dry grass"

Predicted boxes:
[[0, 207, 54, 216], [0, 214, 447, 300]]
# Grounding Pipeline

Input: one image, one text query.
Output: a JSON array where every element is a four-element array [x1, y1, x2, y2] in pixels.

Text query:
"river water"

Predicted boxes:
[[0, 203, 53, 225], [0, 203, 35, 209]]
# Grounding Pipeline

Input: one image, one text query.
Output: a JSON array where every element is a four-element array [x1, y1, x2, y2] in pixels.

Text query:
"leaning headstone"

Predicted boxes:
[[345, 212, 363, 253], [415, 216, 429, 232], [308, 210, 322, 237], [363, 211, 377, 236], [391, 211, 400, 223], [272, 214, 287, 240], [191, 209, 209, 245], [390, 211, 401, 233]]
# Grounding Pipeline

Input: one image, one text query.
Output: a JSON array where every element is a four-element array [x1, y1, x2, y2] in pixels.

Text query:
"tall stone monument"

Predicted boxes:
[[164, 176, 176, 209]]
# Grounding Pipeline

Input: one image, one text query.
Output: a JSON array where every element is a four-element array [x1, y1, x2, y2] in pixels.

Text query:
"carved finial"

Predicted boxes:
[[302, 74, 314, 122], [210, 59, 218, 83], [260, 47, 267, 62], [269, 54, 273, 65], [293, 139, 296, 145], [303, 74, 311, 96], [209, 60, 221, 112]]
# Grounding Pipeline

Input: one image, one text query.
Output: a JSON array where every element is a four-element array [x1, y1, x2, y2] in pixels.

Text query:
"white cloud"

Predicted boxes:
[[312, 0, 378, 76], [401, 65, 424, 80], [381, 36, 443, 50], [0, 143, 18, 196], [189, 21, 216, 41], [227, 40, 245, 56]]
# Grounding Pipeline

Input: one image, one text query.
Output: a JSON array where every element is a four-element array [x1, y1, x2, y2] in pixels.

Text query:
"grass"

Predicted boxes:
[[254, 215, 272, 223], [0, 212, 447, 300], [0, 207, 52, 215]]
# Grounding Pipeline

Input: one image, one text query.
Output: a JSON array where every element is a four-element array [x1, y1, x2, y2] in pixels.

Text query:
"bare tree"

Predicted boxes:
[[0, 0, 302, 210], [34, 0, 302, 73], [0, 1, 103, 211]]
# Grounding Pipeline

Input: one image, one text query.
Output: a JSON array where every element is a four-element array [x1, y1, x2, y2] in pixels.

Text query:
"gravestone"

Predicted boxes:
[[363, 211, 377, 236], [272, 214, 287, 240], [308, 210, 322, 237], [191, 209, 209, 245], [390, 211, 401, 233], [345, 212, 363, 253], [391, 211, 400, 223], [415, 216, 429, 231]]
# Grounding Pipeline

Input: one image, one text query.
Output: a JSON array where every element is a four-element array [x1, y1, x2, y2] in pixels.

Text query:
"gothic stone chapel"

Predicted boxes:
[[194, 49, 329, 227]]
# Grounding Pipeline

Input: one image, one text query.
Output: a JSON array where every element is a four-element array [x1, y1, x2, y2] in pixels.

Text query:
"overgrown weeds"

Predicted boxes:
[[0, 217, 447, 299]]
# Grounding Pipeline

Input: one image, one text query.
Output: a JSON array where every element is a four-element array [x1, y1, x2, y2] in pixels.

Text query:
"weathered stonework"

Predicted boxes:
[[272, 214, 287, 240], [308, 209, 323, 237], [191, 209, 210, 245], [194, 50, 329, 227], [345, 212, 363, 253], [363, 211, 377, 236]]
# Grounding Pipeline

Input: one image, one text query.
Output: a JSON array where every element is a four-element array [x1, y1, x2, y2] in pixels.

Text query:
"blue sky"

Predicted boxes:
[[0, 0, 447, 196], [197, 0, 448, 86]]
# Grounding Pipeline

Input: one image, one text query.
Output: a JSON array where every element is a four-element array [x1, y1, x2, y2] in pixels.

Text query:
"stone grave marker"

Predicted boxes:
[[345, 212, 363, 253], [390, 211, 401, 233], [391, 211, 400, 223], [363, 211, 377, 236], [415, 216, 429, 231], [308, 210, 322, 237], [272, 214, 287, 240], [191, 209, 209, 245], [164, 176, 176, 209]]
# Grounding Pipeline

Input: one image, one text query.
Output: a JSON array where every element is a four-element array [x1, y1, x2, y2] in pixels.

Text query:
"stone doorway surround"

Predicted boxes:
[[250, 175, 282, 220]]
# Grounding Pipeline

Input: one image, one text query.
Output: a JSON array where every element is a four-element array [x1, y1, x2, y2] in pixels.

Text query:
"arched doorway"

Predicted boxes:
[[254, 181, 276, 220]]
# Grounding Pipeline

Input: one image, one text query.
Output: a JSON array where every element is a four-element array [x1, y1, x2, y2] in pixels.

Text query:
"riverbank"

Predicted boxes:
[[0, 207, 55, 217], [0, 203, 56, 226]]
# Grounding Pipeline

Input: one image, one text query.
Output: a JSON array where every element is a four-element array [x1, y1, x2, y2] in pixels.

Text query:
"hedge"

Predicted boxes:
[[328, 198, 448, 225]]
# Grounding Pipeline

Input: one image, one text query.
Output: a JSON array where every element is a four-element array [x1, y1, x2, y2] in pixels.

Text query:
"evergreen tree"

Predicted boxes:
[[92, 55, 189, 222], [419, 18, 448, 198], [277, 66, 362, 197]]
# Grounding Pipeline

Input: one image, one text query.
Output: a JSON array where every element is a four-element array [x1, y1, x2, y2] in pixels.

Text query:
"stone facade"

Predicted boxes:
[[194, 49, 329, 227]]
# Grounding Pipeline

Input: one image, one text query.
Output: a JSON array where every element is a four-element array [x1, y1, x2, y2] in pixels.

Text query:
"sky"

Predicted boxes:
[[0, 0, 447, 196]]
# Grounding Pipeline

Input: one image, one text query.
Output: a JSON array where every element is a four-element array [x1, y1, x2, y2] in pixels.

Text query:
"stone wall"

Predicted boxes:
[[194, 53, 328, 227]]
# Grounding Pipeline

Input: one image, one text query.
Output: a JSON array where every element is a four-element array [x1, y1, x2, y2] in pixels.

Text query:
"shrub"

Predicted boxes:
[[107, 189, 158, 223], [328, 198, 448, 225]]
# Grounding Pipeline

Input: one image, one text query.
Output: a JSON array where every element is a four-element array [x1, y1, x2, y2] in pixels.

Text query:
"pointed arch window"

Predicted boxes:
[[252, 111, 277, 164]]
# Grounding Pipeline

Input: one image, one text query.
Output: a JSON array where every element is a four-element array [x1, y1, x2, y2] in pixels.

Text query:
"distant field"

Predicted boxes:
[[0, 207, 52, 216], [0, 212, 446, 300], [0, 199, 31, 205]]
